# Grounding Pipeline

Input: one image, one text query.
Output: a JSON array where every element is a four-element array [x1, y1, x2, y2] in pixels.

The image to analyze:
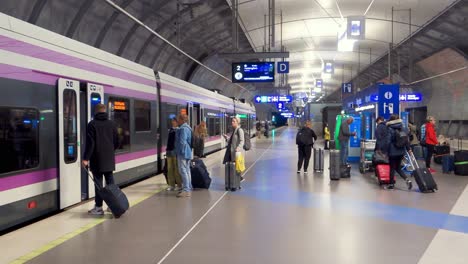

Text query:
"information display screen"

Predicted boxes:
[[232, 62, 274, 83]]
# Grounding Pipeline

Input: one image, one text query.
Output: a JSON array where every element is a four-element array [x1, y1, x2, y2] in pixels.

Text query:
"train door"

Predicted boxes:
[[187, 102, 193, 128], [79, 83, 104, 200], [58, 78, 81, 209], [192, 103, 201, 128], [220, 108, 227, 148]]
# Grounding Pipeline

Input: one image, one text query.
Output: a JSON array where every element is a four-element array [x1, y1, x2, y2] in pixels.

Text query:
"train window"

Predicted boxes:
[[0, 107, 40, 175], [63, 90, 78, 163], [108, 97, 130, 153], [134, 100, 151, 132], [90, 93, 101, 119], [205, 111, 220, 137]]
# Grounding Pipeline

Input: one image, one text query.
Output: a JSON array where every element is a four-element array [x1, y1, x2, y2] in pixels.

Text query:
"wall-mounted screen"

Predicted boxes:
[[232, 62, 274, 83]]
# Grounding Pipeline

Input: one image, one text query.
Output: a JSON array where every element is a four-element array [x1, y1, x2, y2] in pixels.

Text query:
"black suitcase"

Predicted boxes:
[[87, 169, 129, 218], [314, 148, 324, 172], [408, 151, 438, 193], [340, 164, 351, 178], [329, 140, 336, 150], [454, 139, 468, 176], [191, 158, 211, 189], [225, 162, 240, 191], [329, 150, 340, 180]]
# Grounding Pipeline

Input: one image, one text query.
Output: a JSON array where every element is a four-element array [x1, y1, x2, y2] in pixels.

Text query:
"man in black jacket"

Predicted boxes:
[[296, 120, 318, 174], [338, 117, 356, 165], [83, 104, 119, 215]]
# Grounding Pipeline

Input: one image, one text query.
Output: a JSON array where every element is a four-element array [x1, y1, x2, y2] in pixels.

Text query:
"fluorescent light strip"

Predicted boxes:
[[364, 0, 376, 16]]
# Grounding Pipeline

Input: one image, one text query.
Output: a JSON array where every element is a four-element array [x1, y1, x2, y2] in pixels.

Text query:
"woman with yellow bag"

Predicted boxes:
[[222, 117, 245, 191]]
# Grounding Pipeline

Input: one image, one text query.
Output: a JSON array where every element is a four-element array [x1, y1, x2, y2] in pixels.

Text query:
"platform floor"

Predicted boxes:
[[3, 127, 468, 264]]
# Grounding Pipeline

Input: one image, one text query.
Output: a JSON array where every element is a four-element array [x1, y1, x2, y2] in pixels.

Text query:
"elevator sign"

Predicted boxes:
[[277, 62, 289, 73], [378, 84, 399, 119]]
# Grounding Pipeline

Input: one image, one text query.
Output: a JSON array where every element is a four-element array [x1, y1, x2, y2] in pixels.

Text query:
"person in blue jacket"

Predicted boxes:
[[175, 114, 193, 198]]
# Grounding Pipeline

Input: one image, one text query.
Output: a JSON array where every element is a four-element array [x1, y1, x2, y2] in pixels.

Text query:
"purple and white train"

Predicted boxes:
[[0, 13, 256, 232]]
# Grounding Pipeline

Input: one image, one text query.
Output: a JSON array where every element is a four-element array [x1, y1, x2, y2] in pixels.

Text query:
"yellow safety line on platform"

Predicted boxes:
[[9, 187, 166, 264]]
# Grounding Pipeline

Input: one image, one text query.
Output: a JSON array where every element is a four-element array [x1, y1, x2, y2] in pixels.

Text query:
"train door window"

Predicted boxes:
[[108, 97, 130, 152], [206, 111, 220, 137], [0, 107, 40, 174], [63, 90, 78, 163], [134, 100, 151, 132], [90, 93, 101, 118]]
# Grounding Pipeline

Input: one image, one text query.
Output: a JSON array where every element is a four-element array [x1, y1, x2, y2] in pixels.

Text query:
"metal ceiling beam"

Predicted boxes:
[[117, 0, 173, 56], [66, 0, 95, 38], [94, 0, 136, 48], [27, 0, 48, 24], [218, 52, 289, 59]]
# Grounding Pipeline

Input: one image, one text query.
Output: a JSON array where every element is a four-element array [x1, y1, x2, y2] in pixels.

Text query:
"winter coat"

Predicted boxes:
[[425, 122, 438, 146], [166, 127, 177, 157], [338, 121, 353, 143], [223, 127, 245, 164], [386, 119, 410, 157], [296, 127, 317, 146], [176, 123, 192, 160], [83, 112, 119, 172], [375, 122, 389, 152]]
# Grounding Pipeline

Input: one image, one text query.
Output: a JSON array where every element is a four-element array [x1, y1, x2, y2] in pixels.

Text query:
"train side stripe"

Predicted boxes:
[[0, 168, 57, 192]]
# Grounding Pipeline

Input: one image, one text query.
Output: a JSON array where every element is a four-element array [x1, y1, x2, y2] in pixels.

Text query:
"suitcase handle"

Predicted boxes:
[[406, 150, 420, 170], [82, 165, 104, 190]]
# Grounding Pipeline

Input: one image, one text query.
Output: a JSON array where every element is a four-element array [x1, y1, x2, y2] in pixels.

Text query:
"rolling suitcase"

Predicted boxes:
[[329, 140, 336, 150], [376, 164, 391, 185], [442, 155, 454, 174], [86, 168, 129, 218], [191, 158, 211, 189], [225, 162, 240, 191], [407, 151, 438, 193], [454, 139, 468, 176], [329, 150, 340, 180], [340, 164, 351, 178], [314, 148, 324, 172]]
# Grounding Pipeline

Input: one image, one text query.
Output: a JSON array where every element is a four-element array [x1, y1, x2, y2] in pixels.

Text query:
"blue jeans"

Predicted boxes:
[[177, 157, 192, 192], [340, 140, 349, 165]]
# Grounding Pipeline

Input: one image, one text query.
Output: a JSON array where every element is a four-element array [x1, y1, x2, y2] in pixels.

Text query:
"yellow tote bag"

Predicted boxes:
[[235, 152, 245, 173]]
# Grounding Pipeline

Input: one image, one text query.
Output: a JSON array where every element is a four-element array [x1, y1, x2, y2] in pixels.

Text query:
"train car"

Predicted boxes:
[[0, 13, 255, 232]]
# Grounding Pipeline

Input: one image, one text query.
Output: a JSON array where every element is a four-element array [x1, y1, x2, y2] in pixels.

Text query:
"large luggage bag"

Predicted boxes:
[[454, 139, 468, 176], [86, 169, 129, 218], [376, 164, 391, 185], [314, 148, 324, 172], [408, 151, 438, 193], [191, 158, 211, 188], [434, 145, 450, 164], [442, 155, 455, 174], [340, 164, 351, 178], [225, 162, 240, 191], [329, 150, 340, 180]]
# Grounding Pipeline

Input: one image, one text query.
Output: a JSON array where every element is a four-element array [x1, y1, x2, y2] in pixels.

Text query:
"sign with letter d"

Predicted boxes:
[[277, 62, 289, 73], [378, 84, 399, 120]]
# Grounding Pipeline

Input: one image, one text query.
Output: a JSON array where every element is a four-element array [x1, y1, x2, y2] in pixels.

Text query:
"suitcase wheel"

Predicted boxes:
[[230, 188, 236, 192], [225, 187, 229, 191], [359, 166, 365, 174]]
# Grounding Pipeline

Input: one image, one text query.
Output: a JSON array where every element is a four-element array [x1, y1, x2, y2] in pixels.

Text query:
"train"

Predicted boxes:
[[0, 12, 256, 232]]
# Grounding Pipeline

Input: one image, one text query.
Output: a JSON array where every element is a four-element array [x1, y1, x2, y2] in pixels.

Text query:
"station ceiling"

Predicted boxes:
[[1, 0, 467, 102]]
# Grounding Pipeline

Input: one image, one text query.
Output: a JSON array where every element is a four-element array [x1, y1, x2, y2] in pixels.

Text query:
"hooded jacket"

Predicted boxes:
[[375, 121, 389, 152], [386, 119, 410, 157], [83, 112, 119, 172]]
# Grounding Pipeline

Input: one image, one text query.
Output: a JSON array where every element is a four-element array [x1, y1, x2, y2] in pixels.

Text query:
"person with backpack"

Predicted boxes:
[[408, 121, 420, 151], [375, 116, 389, 152], [296, 120, 318, 174], [385, 114, 413, 190], [424, 116, 439, 173], [223, 117, 245, 181], [165, 118, 182, 191]]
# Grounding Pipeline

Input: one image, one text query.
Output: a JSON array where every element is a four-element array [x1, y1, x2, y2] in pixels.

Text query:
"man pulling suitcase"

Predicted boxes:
[[83, 103, 128, 216]]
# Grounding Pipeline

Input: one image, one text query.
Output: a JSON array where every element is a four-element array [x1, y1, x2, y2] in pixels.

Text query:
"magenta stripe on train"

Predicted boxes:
[[0, 35, 155, 87]]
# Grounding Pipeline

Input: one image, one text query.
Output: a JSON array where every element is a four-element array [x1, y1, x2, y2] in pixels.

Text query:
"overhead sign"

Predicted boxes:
[[316, 79, 323, 88], [347, 16, 365, 40], [254, 95, 292, 104], [378, 84, 400, 119], [323, 62, 334, 74], [371, 92, 422, 102], [281, 112, 294, 118], [232, 62, 274, 83], [276, 102, 285, 110], [277, 62, 289, 73], [342, 83, 352, 93]]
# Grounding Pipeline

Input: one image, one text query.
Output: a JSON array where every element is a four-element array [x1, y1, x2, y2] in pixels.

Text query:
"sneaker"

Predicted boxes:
[[240, 176, 245, 182], [304, 171, 308, 175], [429, 168, 436, 173], [176, 191, 191, 198], [297, 170, 301, 174], [166, 186, 175, 191], [88, 206, 104, 215], [406, 180, 413, 190], [384, 184, 395, 190]]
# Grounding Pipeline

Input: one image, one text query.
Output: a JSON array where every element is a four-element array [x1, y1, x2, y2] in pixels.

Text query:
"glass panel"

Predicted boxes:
[[90, 93, 101, 119], [134, 100, 151, 132], [0, 107, 40, 174], [108, 97, 130, 153], [63, 89, 78, 163]]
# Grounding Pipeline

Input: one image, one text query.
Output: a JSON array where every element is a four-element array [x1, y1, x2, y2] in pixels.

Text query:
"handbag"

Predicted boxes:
[[373, 150, 389, 164], [235, 152, 246, 173]]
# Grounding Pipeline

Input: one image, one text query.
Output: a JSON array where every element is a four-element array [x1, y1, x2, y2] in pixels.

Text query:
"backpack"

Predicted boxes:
[[237, 128, 251, 151], [419, 124, 426, 145], [296, 128, 309, 145], [256, 122, 261, 131], [394, 128, 409, 148]]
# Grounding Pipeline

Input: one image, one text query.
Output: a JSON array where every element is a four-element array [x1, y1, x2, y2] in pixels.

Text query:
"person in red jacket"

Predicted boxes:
[[425, 116, 438, 173]]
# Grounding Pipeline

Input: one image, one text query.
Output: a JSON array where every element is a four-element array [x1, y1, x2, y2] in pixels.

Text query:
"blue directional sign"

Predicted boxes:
[[316, 79, 323, 88], [342, 83, 352, 93], [276, 102, 285, 110], [254, 96, 262, 103], [254, 95, 292, 103], [277, 62, 289, 73], [378, 84, 400, 120]]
